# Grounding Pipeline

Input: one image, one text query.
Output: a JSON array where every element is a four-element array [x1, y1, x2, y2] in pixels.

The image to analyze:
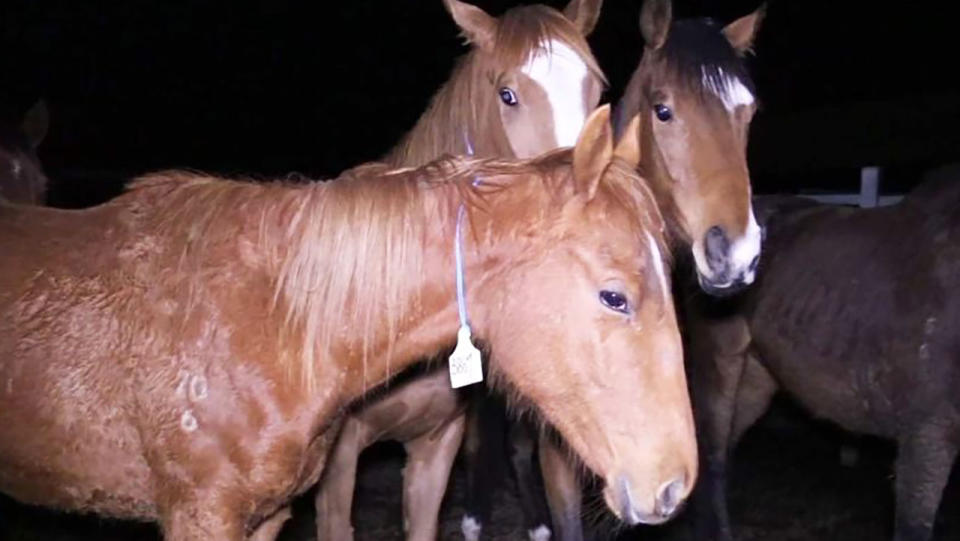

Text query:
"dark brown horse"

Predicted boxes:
[[0, 106, 697, 541], [687, 178, 960, 541], [0, 100, 49, 204], [520, 2, 766, 539]]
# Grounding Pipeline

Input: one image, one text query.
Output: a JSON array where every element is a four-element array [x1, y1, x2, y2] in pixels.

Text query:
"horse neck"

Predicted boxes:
[[383, 55, 509, 168], [271, 172, 515, 401]]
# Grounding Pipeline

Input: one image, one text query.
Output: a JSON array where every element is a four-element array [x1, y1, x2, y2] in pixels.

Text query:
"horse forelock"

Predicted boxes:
[[656, 18, 754, 107], [491, 5, 605, 85]]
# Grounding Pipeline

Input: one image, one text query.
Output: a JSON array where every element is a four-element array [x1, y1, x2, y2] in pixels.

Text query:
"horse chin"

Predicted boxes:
[[696, 272, 750, 298]]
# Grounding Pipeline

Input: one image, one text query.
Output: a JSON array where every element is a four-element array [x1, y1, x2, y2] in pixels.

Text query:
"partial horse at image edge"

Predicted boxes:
[[0, 100, 49, 205]]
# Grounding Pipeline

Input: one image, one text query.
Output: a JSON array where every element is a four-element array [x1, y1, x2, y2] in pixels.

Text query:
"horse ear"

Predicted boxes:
[[572, 105, 614, 200], [443, 0, 497, 51], [722, 4, 765, 55], [613, 114, 642, 168], [563, 0, 603, 37], [640, 0, 672, 51], [22, 100, 49, 149]]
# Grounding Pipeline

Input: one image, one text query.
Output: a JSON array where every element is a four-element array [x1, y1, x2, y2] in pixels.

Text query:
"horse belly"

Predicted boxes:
[[359, 368, 465, 442], [0, 382, 155, 518], [750, 306, 901, 438]]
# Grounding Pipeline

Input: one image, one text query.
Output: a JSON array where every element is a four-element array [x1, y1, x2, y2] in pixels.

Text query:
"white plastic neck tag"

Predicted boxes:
[[449, 130, 483, 389], [449, 325, 483, 388]]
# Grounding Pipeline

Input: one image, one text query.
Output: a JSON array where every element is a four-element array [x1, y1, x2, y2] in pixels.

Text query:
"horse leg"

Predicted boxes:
[[248, 507, 292, 541], [727, 353, 778, 450], [688, 325, 747, 541], [315, 416, 371, 541], [893, 422, 959, 541], [508, 419, 552, 541], [401, 412, 466, 541], [705, 352, 777, 540], [461, 390, 507, 541], [540, 431, 583, 541], [688, 313, 772, 541]]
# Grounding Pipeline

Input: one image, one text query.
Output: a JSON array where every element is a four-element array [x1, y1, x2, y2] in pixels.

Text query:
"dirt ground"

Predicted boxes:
[[2, 398, 959, 541]]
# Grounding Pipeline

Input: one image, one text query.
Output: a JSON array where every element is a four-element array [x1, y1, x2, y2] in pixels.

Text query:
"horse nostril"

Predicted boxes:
[[748, 255, 760, 272], [655, 476, 686, 519], [703, 226, 730, 273]]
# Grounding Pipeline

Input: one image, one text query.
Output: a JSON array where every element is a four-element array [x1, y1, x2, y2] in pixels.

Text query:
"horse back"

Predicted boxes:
[[745, 197, 960, 434], [0, 192, 324, 522]]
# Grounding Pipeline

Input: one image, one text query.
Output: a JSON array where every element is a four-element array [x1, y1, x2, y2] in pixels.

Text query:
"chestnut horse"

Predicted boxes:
[[0, 106, 697, 541], [0, 100, 49, 204], [686, 179, 960, 541], [313, 1, 606, 540], [491, 1, 762, 539]]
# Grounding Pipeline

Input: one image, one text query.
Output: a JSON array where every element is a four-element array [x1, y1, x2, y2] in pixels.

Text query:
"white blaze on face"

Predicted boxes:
[[461, 515, 482, 541], [522, 40, 590, 147], [702, 67, 754, 112], [729, 207, 762, 285], [645, 231, 670, 305]]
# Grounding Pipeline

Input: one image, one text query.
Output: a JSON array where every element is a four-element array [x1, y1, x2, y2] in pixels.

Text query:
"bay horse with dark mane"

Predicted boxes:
[[687, 177, 960, 541], [0, 106, 697, 541], [0, 100, 49, 204], [487, 1, 763, 539], [311, 1, 608, 539]]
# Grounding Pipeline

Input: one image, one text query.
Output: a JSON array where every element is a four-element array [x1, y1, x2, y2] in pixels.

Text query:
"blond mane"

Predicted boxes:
[[127, 150, 665, 392]]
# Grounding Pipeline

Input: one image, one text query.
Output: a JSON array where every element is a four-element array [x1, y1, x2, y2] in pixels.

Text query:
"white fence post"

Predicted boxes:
[[859, 166, 880, 208]]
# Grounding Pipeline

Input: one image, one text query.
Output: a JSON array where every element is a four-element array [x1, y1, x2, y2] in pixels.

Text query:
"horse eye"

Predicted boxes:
[[599, 290, 630, 314], [499, 87, 519, 106], [654, 103, 673, 122]]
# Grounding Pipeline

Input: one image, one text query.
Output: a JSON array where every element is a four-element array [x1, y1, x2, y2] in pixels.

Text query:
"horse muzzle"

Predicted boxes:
[[603, 472, 691, 526], [696, 223, 762, 297]]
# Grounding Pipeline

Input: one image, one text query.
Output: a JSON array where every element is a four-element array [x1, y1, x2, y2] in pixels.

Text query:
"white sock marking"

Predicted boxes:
[[529, 524, 552, 541], [461, 515, 482, 541]]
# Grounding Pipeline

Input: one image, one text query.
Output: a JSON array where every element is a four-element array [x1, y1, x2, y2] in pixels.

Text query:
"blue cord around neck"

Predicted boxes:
[[456, 131, 480, 329]]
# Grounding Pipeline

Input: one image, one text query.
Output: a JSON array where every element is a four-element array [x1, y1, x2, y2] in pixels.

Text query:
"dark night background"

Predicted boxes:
[[2, 0, 959, 209]]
